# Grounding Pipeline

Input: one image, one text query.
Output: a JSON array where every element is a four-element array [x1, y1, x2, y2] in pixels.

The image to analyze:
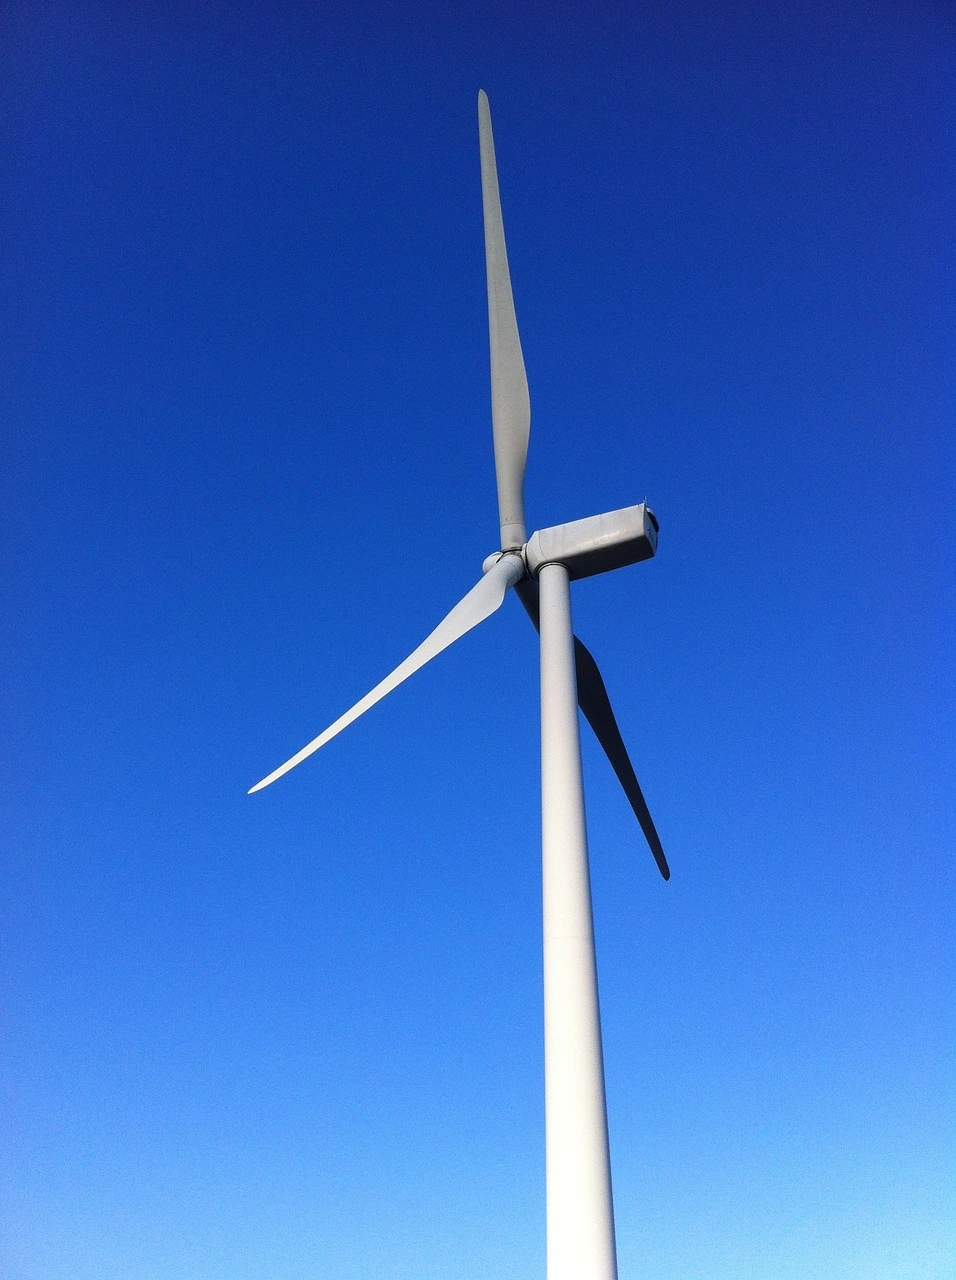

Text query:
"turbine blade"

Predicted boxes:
[[572, 637, 670, 880], [478, 90, 530, 551], [249, 553, 525, 794], [515, 579, 670, 879]]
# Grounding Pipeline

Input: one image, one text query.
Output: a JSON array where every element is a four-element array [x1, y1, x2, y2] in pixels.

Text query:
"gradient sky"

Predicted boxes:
[[2, 2, 953, 1278]]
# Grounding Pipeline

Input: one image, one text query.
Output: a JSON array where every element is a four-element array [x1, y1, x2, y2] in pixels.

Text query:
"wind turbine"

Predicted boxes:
[[250, 90, 669, 1280]]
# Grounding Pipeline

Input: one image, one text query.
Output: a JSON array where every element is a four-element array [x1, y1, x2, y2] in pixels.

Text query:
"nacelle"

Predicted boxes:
[[524, 502, 658, 581]]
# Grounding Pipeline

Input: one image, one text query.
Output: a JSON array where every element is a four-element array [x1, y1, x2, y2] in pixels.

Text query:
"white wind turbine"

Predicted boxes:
[[250, 90, 669, 1280]]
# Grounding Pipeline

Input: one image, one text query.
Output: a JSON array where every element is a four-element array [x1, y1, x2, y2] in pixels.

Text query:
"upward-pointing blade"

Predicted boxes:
[[478, 90, 530, 552], [248, 552, 525, 794]]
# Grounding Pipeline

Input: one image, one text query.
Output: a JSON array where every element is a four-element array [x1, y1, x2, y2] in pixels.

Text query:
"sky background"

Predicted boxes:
[[2, 2, 953, 1278]]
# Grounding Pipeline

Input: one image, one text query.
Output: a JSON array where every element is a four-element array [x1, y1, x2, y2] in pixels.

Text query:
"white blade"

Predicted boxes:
[[249, 553, 525, 793], [478, 90, 530, 552]]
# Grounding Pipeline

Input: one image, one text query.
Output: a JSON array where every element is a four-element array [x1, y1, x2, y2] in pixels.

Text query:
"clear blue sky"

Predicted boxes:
[[2, 2, 952, 1277]]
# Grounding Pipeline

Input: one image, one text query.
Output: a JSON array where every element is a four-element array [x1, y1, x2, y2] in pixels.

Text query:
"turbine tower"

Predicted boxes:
[[250, 90, 669, 1280]]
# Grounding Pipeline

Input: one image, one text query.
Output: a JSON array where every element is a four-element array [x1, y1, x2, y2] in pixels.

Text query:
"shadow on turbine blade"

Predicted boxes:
[[572, 637, 670, 880], [515, 579, 671, 880]]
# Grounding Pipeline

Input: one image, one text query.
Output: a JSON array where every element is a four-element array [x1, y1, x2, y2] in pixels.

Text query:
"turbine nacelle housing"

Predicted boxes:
[[489, 501, 657, 582]]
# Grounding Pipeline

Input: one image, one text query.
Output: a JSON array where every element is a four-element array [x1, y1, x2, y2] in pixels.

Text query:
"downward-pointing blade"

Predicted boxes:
[[572, 637, 670, 880], [515, 579, 670, 879], [478, 90, 530, 551], [249, 553, 525, 794]]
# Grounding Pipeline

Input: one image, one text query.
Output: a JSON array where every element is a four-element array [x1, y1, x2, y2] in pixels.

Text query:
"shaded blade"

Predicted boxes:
[[515, 579, 670, 879], [478, 90, 530, 551], [573, 636, 670, 880], [249, 553, 525, 793]]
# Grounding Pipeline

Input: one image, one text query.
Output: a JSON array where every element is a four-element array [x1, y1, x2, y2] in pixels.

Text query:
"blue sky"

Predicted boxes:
[[2, 2, 952, 1277]]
